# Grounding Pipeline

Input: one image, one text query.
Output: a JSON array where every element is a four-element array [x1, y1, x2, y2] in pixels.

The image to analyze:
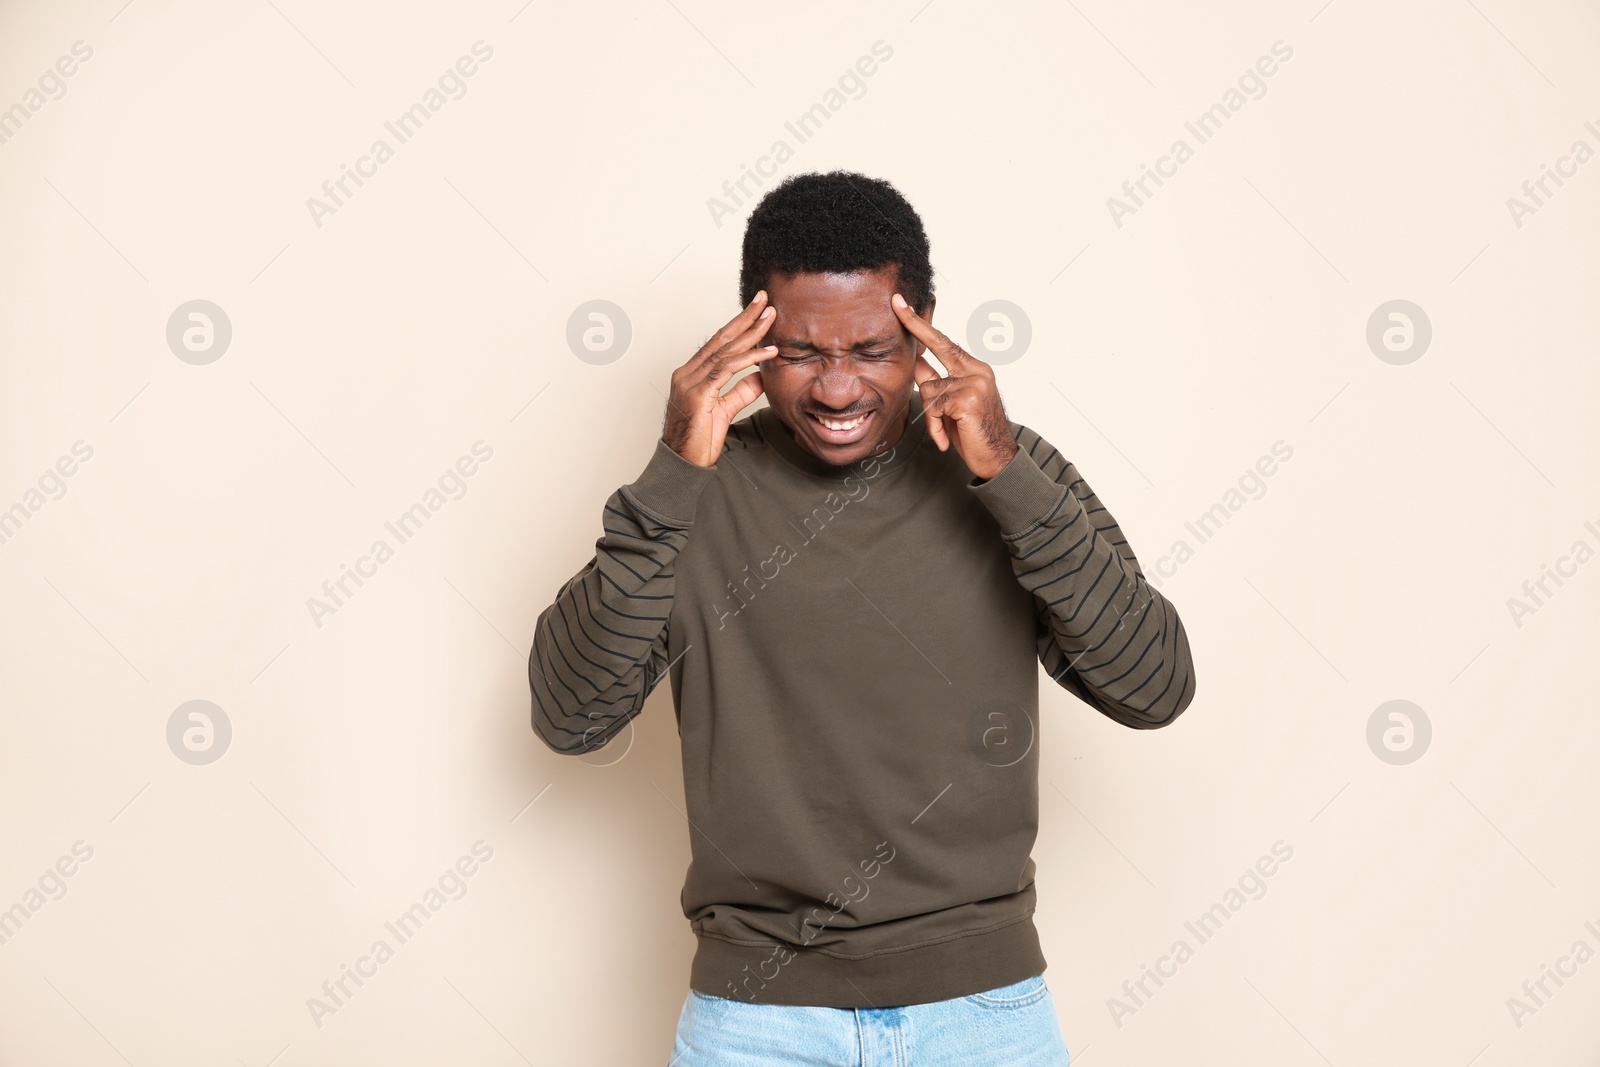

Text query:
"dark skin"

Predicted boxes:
[[662, 266, 1019, 480]]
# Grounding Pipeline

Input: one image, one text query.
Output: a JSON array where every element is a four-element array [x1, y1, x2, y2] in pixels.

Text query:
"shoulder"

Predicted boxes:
[[1006, 421, 1076, 486]]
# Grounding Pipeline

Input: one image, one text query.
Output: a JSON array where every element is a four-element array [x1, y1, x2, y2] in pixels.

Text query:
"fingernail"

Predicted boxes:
[[755, 290, 767, 304], [760, 307, 774, 318], [892, 293, 906, 308]]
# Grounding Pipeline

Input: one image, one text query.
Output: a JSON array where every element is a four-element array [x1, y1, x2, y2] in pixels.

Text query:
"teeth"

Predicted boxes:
[[817, 413, 867, 431]]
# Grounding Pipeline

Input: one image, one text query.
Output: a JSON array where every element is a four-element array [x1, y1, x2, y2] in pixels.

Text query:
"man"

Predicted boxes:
[[529, 171, 1196, 1065]]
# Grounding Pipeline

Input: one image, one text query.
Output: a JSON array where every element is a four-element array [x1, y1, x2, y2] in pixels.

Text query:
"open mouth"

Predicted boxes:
[[806, 408, 875, 445]]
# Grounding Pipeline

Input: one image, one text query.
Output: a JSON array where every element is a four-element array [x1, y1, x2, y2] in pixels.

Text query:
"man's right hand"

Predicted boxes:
[[662, 291, 778, 467]]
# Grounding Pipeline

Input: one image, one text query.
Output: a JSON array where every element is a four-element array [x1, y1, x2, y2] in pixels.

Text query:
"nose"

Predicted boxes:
[[808, 364, 868, 414]]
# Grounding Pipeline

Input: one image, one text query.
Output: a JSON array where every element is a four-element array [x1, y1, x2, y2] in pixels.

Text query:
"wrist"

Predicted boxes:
[[973, 442, 1019, 483]]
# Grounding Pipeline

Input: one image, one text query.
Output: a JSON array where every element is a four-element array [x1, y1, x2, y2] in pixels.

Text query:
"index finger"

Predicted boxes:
[[890, 292, 968, 373], [699, 290, 770, 359]]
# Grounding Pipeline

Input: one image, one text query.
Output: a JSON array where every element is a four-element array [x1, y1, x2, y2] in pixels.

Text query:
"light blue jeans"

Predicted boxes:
[[668, 973, 1072, 1066]]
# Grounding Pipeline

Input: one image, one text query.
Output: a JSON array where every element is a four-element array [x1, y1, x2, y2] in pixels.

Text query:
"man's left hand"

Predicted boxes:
[[891, 292, 1019, 482]]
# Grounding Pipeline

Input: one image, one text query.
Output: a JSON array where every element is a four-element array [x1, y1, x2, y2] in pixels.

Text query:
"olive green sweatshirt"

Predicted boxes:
[[528, 387, 1195, 1007]]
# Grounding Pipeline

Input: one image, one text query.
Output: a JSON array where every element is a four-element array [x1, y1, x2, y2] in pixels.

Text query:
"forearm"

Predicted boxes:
[[529, 439, 714, 754], [970, 434, 1196, 728]]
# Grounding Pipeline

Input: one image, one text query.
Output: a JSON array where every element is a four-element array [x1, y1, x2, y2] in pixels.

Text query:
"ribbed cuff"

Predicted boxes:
[[621, 438, 717, 527], [968, 444, 1071, 537]]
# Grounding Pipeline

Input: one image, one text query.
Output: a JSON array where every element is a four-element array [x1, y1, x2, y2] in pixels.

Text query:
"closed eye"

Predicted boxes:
[[777, 349, 896, 362]]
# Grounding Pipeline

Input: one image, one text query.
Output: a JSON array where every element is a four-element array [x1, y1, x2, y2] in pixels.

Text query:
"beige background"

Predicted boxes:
[[2, 0, 1597, 1063]]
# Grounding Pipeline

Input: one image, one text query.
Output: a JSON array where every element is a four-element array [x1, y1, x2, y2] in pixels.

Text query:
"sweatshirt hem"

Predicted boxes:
[[688, 913, 1047, 1008]]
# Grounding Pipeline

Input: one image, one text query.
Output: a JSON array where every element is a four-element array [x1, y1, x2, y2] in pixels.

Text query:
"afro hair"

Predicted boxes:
[[739, 171, 934, 313]]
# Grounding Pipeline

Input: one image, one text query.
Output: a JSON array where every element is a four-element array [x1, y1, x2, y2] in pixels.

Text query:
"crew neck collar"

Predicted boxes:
[[756, 388, 929, 481]]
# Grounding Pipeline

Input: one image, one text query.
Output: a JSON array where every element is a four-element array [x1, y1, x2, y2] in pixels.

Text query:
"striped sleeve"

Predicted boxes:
[[968, 425, 1196, 729], [529, 438, 715, 754]]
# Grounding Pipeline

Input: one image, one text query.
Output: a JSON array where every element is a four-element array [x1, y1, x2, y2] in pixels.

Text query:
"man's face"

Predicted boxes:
[[761, 266, 930, 467]]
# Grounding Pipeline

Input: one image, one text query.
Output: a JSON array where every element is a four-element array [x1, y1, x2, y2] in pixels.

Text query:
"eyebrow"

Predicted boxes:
[[771, 334, 901, 352]]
